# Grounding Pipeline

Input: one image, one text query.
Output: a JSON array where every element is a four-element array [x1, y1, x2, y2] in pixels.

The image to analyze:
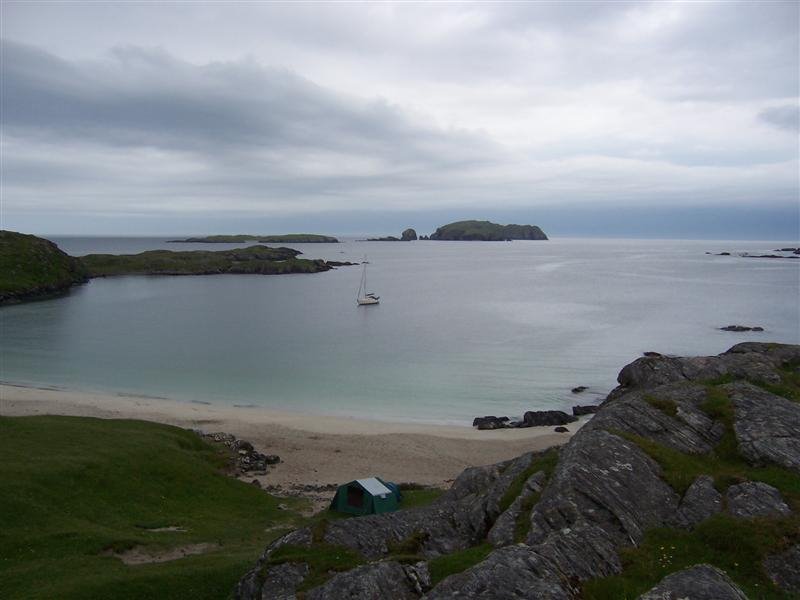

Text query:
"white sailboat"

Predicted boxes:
[[356, 258, 379, 305]]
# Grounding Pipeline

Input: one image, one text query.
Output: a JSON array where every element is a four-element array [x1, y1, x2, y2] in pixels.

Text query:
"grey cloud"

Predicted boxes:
[[1, 40, 491, 169], [759, 105, 800, 133]]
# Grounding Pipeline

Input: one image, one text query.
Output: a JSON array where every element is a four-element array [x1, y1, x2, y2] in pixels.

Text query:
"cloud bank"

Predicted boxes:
[[1, 2, 798, 236]]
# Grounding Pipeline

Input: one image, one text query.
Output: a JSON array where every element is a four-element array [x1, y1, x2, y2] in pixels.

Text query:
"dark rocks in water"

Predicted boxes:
[[472, 416, 509, 430], [366, 229, 417, 242], [673, 475, 722, 528], [366, 236, 401, 241], [572, 404, 598, 416], [571, 386, 588, 394], [305, 561, 430, 599], [638, 564, 749, 600], [727, 381, 800, 474], [763, 544, 800, 594], [725, 481, 791, 518], [554, 426, 569, 433], [775, 247, 800, 252], [401, 228, 418, 241], [719, 325, 764, 332], [521, 410, 577, 427]]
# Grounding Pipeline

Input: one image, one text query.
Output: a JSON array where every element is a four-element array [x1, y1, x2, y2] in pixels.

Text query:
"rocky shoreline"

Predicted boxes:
[[236, 342, 800, 599]]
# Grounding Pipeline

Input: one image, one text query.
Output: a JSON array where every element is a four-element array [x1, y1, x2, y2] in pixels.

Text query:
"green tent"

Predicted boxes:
[[329, 477, 401, 516]]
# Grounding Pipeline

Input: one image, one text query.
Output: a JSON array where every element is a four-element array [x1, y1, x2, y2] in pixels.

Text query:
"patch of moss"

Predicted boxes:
[[581, 513, 800, 600], [265, 543, 363, 592], [755, 365, 800, 403], [498, 448, 559, 513], [400, 487, 444, 509], [513, 490, 542, 542], [427, 543, 494, 586], [644, 394, 678, 417], [388, 530, 429, 555]]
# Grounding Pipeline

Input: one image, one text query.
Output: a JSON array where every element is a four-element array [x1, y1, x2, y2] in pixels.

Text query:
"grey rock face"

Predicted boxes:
[[239, 562, 309, 600], [637, 564, 748, 600], [728, 381, 800, 474], [401, 228, 418, 241], [305, 561, 429, 599], [614, 342, 799, 395], [726, 481, 792, 518], [423, 545, 569, 600], [763, 543, 800, 594], [487, 471, 546, 547], [673, 475, 723, 528], [585, 382, 724, 455], [527, 429, 680, 546]]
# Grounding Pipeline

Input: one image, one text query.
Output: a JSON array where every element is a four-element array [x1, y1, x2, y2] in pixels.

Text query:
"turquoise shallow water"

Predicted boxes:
[[1, 237, 798, 424]]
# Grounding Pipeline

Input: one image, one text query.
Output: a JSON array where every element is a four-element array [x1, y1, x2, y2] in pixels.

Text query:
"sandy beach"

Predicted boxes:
[[1, 383, 586, 499]]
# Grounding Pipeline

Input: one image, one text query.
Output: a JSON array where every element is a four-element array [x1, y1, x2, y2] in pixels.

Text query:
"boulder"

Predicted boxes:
[[763, 543, 800, 594], [725, 481, 791, 518], [521, 410, 577, 427], [672, 475, 722, 528], [637, 564, 748, 600], [572, 404, 599, 416], [236, 561, 309, 600], [727, 381, 800, 474], [554, 426, 569, 433], [401, 228, 418, 241], [527, 429, 680, 547], [472, 416, 509, 430], [571, 386, 588, 394], [305, 561, 429, 599], [584, 382, 724, 455], [424, 545, 569, 600]]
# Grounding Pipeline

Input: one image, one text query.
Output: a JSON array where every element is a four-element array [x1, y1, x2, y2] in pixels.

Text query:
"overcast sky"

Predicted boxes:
[[1, 1, 798, 237]]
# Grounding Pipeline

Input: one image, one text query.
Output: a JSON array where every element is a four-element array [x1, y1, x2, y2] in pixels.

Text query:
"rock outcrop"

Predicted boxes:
[[428, 220, 548, 241], [401, 228, 418, 241], [236, 342, 800, 599], [638, 564, 749, 600], [0, 230, 89, 304]]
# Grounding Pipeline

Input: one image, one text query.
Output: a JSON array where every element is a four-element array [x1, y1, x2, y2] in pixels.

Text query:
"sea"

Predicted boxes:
[[1, 237, 798, 425]]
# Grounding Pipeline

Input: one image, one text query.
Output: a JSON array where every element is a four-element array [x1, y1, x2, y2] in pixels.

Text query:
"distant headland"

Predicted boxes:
[[168, 234, 339, 243], [428, 220, 548, 241], [0, 231, 352, 305]]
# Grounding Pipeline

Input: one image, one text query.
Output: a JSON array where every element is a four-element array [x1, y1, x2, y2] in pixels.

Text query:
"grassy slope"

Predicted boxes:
[[0, 416, 305, 600], [582, 371, 800, 600], [80, 245, 329, 277], [0, 231, 87, 300]]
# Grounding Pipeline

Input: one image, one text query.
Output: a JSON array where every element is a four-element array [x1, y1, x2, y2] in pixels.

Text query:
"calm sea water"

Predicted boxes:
[[1, 237, 798, 424]]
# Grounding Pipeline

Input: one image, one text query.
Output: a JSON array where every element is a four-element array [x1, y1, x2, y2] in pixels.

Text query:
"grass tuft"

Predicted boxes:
[[427, 544, 494, 586]]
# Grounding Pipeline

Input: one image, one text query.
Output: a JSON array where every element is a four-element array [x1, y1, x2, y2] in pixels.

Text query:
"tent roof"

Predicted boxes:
[[355, 477, 392, 497]]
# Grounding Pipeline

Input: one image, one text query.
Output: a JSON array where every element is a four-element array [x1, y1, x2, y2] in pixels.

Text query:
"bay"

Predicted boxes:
[[1, 237, 798, 424]]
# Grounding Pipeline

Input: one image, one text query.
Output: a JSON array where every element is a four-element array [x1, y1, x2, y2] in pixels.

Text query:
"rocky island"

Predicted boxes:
[[429, 220, 547, 241], [0, 230, 88, 304], [0, 231, 353, 305], [168, 234, 340, 243], [366, 228, 418, 242], [236, 341, 800, 599]]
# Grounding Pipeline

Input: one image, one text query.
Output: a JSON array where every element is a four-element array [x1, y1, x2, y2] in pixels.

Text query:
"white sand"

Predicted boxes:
[[1, 383, 585, 490]]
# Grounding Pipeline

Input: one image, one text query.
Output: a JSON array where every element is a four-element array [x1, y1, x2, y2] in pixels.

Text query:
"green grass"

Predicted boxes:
[[499, 448, 560, 513], [756, 365, 800, 403], [581, 514, 800, 600], [429, 220, 547, 241], [0, 230, 87, 298], [427, 544, 494, 586], [400, 487, 444, 509], [644, 394, 678, 417], [80, 246, 329, 277], [0, 416, 305, 599], [264, 543, 363, 592]]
